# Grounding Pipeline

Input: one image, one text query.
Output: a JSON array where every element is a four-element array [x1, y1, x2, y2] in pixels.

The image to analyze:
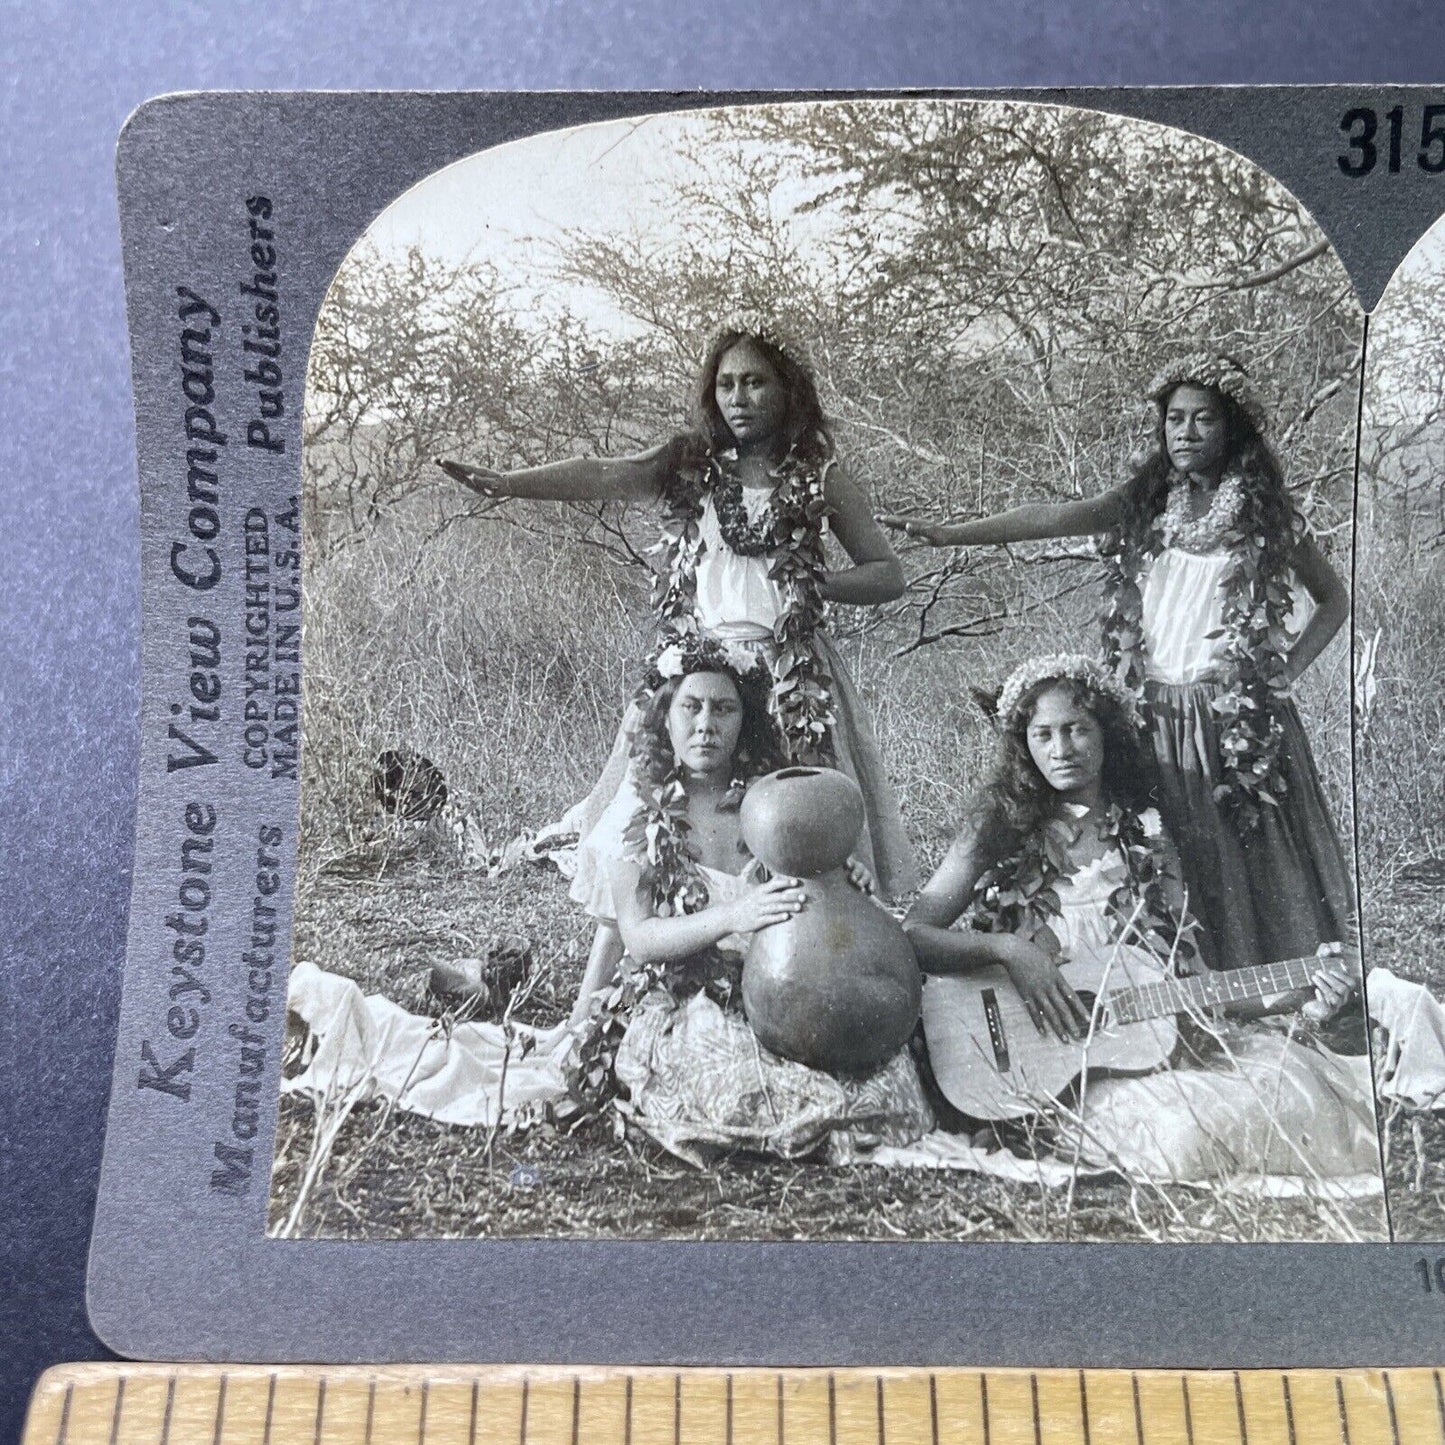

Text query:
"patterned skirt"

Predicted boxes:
[[1143, 680, 1354, 971], [613, 990, 935, 1166]]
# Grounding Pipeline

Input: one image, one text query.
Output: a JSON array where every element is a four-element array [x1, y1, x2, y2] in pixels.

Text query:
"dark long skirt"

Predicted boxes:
[[1144, 680, 1354, 972]]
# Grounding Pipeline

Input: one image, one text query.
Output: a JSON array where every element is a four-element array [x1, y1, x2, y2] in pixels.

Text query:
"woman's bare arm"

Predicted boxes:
[[820, 462, 906, 605], [435, 440, 675, 504], [611, 860, 804, 967], [905, 806, 1089, 1040], [880, 486, 1128, 548], [903, 806, 1018, 975], [1286, 535, 1349, 682]]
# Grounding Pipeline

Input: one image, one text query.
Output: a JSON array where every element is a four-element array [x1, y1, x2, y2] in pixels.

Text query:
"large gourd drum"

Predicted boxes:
[[739, 767, 922, 1075]]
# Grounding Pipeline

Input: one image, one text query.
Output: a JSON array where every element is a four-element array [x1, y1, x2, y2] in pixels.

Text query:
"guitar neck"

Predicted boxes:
[[1112, 956, 1319, 1025]]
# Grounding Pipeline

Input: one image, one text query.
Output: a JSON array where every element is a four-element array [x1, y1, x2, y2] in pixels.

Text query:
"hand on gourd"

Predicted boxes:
[[724, 876, 806, 935]]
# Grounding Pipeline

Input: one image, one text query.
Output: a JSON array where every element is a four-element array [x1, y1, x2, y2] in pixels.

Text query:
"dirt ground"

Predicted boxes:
[[267, 845, 1389, 1246]]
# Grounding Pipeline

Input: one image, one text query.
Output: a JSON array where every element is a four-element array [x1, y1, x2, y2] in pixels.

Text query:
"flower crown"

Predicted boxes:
[[639, 633, 770, 697], [711, 314, 812, 373], [1144, 352, 1267, 430], [996, 654, 1143, 729]]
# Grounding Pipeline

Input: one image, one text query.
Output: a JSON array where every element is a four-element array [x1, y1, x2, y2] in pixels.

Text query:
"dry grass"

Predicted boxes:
[[1362, 883, 1445, 1240], [268, 849, 1381, 1244], [268, 488, 1382, 1245], [268, 1087, 1382, 1244], [1355, 522, 1445, 1240]]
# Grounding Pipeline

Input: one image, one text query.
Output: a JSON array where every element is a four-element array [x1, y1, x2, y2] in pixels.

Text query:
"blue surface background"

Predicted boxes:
[[2, 1, 1440, 1438]]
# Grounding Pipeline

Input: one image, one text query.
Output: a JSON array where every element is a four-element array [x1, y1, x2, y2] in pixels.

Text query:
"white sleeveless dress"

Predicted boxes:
[[1043, 843, 1381, 1196], [567, 487, 917, 909], [693, 487, 787, 640], [1134, 543, 1354, 975]]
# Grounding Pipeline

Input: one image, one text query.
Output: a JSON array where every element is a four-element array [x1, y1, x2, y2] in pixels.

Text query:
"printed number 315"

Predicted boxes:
[[1340, 105, 1445, 177]]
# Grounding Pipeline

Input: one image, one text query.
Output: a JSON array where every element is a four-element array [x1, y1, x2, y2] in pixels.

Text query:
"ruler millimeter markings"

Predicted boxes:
[[23, 1366, 1445, 1445]]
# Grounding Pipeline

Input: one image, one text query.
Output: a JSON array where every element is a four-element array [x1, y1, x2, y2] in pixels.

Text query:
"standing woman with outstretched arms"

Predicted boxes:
[[882, 355, 1353, 975], [438, 323, 916, 1019]]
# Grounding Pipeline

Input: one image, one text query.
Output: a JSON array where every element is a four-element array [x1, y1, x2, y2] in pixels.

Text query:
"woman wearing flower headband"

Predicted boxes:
[[883, 356, 1353, 976], [905, 656, 1377, 1191], [439, 323, 916, 1020], [568, 638, 932, 1162], [907, 655, 1197, 1039]]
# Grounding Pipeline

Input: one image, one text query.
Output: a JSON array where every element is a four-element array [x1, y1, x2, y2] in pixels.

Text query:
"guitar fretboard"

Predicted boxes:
[[1110, 955, 1318, 1025]]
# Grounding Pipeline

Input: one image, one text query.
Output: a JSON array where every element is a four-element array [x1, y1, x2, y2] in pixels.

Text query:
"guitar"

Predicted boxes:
[[922, 941, 1329, 1121]]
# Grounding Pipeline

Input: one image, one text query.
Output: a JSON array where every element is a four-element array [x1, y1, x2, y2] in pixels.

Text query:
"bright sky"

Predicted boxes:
[[1369, 210, 1445, 412], [366, 110, 704, 270], [359, 104, 857, 336], [1393, 211, 1445, 281]]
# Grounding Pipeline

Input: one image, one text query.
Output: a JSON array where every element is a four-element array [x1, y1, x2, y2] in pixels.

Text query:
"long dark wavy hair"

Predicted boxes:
[[1115, 378, 1297, 568], [976, 676, 1158, 846], [691, 328, 833, 468], [630, 664, 785, 805]]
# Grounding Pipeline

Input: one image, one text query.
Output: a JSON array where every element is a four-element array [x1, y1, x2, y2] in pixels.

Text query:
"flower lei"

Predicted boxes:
[[1159, 472, 1245, 554], [653, 437, 836, 765], [1099, 467, 1298, 832], [967, 804, 1197, 971], [1145, 352, 1266, 430], [997, 653, 1141, 731]]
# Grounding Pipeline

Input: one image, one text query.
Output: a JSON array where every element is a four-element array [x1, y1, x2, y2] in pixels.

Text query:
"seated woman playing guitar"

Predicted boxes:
[[905, 654, 1380, 1189]]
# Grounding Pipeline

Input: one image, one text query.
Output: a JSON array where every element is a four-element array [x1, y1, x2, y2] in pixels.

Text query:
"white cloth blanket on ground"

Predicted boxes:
[[281, 961, 1425, 1197], [283, 963, 1094, 1180], [283, 960, 572, 1128], [1368, 967, 1445, 1109]]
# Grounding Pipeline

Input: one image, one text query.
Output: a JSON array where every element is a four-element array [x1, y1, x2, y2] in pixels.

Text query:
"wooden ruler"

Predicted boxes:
[[21, 1365, 1445, 1445]]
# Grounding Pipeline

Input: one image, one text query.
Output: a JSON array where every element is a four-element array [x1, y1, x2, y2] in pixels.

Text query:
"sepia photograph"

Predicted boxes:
[[1355, 211, 1445, 1241], [267, 98, 1385, 1245]]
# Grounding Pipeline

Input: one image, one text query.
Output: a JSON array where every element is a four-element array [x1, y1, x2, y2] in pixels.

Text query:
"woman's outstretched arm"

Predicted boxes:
[[879, 485, 1128, 548], [1285, 535, 1350, 682], [820, 462, 906, 605], [435, 439, 676, 504]]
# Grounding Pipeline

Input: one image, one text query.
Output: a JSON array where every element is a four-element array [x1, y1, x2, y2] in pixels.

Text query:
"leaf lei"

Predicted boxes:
[[622, 769, 746, 1001], [653, 439, 837, 766], [1099, 470, 1298, 832], [712, 473, 777, 556], [967, 805, 1197, 971], [563, 771, 743, 1115], [1209, 513, 1297, 831]]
